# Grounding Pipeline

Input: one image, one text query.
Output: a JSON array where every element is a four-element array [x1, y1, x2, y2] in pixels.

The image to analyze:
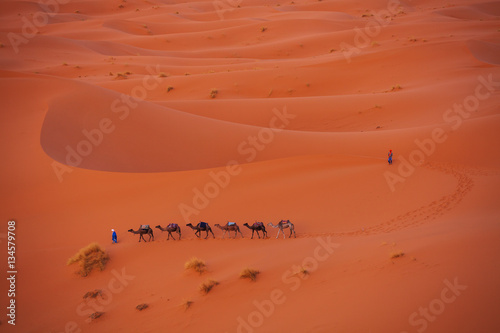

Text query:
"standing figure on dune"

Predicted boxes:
[[112, 229, 118, 244], [388, 149, 393, 165]]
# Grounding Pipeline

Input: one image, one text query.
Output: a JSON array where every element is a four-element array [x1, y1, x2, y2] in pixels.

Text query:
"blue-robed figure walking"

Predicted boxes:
[[388, 149, 393, 165], [112, 229, 118, 243]]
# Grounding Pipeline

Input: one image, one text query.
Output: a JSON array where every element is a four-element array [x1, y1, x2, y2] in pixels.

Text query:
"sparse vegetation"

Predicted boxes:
[[184, 257, 207, 274], [240, 268, 260, 281], [167, 86, 174, 92], [199, 279, 219, 294], [210, 88, 218, 98], [136, 303, 149, 311], [115, 72, 128, 79], [182, 299, 193, 310], [67, 243, 109, 277], [390, 84, 402, 92], [89, 312, 104, 321], [260, 26, 268, 32], [390, 250, 405, 259], [0, 43, 4, 48], [297, 266, 309, 277], [83, 289, 102, 299], [159, 72, 168, 78]]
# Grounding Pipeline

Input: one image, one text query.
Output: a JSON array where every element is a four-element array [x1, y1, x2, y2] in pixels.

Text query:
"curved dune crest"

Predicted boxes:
[[466, 39, 500, 65]]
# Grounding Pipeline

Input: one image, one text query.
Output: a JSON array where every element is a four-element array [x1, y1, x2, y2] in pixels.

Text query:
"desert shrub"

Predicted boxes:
[[184, 257, 206, 274], [83, 289, 102, 299], [199, 279, 219, 294], [67, 243, 109, 277], [240, 268, 260, 281], [136, 303, 149, 311], [89, 312, 104, 320], [181, 299, 193, 310], [390, 251, 405, 259]]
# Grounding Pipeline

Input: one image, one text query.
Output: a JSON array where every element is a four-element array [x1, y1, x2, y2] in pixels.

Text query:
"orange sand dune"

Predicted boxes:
[[0, 0, 500, 332]]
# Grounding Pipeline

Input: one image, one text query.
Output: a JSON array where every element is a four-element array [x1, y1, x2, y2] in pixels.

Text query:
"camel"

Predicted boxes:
[[267, 220, 296, 239], [128, 225, 154, 242], [214, 222, 244, 239], [186, 222, 215, 239], [155, 223, 181, 240], [243, 222, 268, 239]]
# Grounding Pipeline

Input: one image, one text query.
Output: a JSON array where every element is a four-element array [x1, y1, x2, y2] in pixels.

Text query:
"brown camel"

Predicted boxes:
[[155, 223, 181, 240], [267, 220, 296, 239], [214, 222, 244, 239], [243, 222, 268, 239], [186, 222, 215, 239], [128, 226, 154, 242]]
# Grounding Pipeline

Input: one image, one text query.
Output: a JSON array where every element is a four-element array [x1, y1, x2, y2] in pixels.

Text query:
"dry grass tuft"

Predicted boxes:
[[390, 84, 402, 92], [115, 72, 128, 80], [240, 268, 260, 281], [83, 289, 102, 299], [167, 86, 174, 92], [181, 299, 193, 310], [136, 303, 149, 311], [210, 88, 218, 98], [67, 243, 109, 277], [390, 250, 405, 259], [159, 72, 168, 78], [184, 257, 207, 274], [297, 266, 309, 276], [199, 279, 219, 294], [89, 312, 104, 321]]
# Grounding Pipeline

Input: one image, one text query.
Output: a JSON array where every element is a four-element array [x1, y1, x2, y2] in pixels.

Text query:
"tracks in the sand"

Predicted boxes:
[[303, 163, 486, 238]]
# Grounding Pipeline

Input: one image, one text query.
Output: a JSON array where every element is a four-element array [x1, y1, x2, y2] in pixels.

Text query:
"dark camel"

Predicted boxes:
[[267, 220, 296, 239], [214, 222, 244, 239], [155, 224, 181, 240], [243, 222, 268, 239], [128, 226, 154, 242], [186, 222, 215, 239]]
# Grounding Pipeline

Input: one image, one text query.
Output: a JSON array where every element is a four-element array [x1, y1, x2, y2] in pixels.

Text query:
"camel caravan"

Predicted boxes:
[[128, 220, 296, 242]]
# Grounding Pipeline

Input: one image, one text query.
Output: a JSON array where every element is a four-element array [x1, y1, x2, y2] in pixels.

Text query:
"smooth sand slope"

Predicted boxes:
[[0, 0, 499, 332]]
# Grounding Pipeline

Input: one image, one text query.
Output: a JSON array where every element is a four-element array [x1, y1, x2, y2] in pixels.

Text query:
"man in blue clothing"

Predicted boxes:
[[112, 229, 118, 243], [388, 149, 393, 165]]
